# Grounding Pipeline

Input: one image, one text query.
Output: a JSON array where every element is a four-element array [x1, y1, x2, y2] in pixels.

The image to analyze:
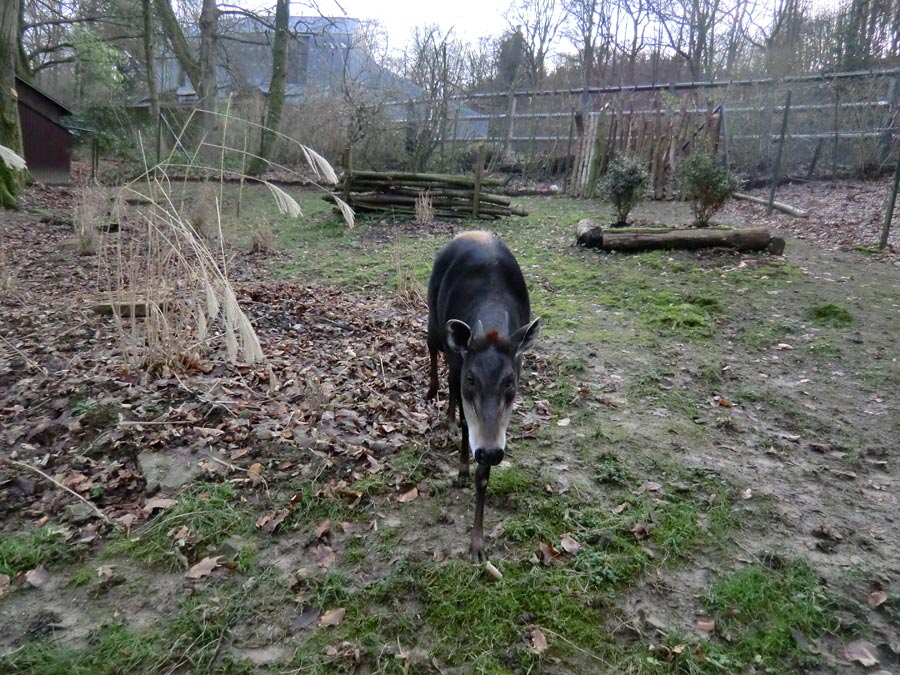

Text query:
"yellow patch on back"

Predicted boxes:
[[454, 230, 494, 245]]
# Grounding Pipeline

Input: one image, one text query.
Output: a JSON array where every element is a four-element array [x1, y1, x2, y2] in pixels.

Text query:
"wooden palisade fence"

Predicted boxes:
[[568, 97, 722, 198]]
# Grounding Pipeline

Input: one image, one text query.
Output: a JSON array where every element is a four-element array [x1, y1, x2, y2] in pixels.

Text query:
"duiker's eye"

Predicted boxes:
[[465, 374, 475, 386], [505, 376, 515, 390]]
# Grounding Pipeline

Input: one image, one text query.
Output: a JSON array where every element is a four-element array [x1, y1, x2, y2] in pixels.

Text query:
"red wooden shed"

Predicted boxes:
[[16, 77, 73, 185]]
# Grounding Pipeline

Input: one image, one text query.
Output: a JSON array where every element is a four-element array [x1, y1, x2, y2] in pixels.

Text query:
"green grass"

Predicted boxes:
[[805, 302, 854, 327], [702, 559, 840, 671], [105, 482, 253, 569], [0, 528, 71, 577], [0, 624, 163, 675]]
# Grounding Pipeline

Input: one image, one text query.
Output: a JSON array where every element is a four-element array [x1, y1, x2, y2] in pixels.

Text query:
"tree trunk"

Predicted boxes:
[[154, 0, 216, 135], [16, 0, 32, 81], [142, 0, 161, 159], [248, 0, 289, 176], [1, 0, 25, 208], [197, 0, 217, 133]]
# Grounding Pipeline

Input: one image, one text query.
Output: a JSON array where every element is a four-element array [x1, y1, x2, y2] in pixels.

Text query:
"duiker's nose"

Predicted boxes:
[[474, 448, 504, 466]]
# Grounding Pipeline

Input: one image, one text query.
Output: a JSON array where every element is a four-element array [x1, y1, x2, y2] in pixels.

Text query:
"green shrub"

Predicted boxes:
[[676, 153, 739, 227], [597, 156, 649, 226]]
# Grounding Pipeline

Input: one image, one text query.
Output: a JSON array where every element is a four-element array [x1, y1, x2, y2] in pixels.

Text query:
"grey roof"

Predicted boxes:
[[155, 15, 420, 103]]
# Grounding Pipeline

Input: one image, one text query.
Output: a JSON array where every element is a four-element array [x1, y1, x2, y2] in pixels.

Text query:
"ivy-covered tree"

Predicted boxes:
[[1, 0, 25, 208]]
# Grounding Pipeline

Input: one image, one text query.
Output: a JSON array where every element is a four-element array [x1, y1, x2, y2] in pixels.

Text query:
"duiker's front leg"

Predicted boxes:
[[470, 463, 491, 560], [456, 398, 470, 488]]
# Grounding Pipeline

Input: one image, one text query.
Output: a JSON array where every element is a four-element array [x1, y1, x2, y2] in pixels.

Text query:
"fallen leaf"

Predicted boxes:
[[538, 542, 562, 565], [340, 521, 372, 534], [143, 497, 176, 513], [631, 522, 653, 539], [557, 417, 571, 427], [248, 463, 264, 476], [230, 448, 250, 460], [0, 574, 9, 595], [310, 543, 335, 568], [867, 591, 888, 609], [843, 639, 879, 666], [774, 343, 794, 350], [559, 533, 582, 555], [320, 607, 346, 627], [290, 606, 320, 632], [315, 519, 332, 540], [195, 426, 225, 437], [717, 397, 733, 408], [185, 555, 221, 579], [531, 627, 548, 653], [741, 488, 752, 500], [25, 566, 50, 588], [256, 509, 289, 534], [117, 513, 137, 529], [612, 502, 629, 514], [398, 487, 418, 503], [171, 525, 190, 541], [696, 619, 716, 634], [638, 481, 662, 493]]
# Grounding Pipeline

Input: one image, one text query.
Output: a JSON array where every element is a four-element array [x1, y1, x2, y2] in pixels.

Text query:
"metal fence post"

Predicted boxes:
[[768, 89, 791, 215]]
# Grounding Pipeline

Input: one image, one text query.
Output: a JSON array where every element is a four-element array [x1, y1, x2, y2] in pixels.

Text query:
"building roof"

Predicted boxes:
[[15, 76, 74, 118]]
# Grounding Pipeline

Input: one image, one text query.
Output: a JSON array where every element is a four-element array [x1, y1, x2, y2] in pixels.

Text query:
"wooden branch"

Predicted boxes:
[[733, 192, 808, 218], [1, 458, 118, 528]]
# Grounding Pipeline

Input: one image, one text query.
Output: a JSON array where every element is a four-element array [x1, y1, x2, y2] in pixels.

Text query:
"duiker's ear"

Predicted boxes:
[[512, 317, 540, 355], [445, 320, 472, 354]]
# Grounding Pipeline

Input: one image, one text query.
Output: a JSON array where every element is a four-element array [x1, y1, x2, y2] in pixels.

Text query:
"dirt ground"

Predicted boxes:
[[1, 175, 899, 673]]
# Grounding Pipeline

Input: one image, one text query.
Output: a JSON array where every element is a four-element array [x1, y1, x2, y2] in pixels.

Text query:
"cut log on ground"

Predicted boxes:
[[733, 192, 808, 218], [577, 222, 785, 255]]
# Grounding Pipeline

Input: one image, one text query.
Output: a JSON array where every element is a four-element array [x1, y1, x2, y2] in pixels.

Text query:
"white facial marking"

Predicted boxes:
[[463, 399, 510, 458]]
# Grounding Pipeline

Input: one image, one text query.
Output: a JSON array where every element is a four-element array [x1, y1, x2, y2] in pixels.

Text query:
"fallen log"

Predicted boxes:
[[577, 222, 785, 255], [733, 192, 808, 218]]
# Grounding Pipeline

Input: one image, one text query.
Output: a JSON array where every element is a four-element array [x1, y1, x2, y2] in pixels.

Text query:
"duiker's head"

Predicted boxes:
[[446, 318, 540, 466]]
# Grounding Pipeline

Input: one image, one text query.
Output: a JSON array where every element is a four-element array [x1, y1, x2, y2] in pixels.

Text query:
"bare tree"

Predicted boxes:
[[398, 25, 468, 170], [648, 0, 727, 79], [505, 0, 566, 88]]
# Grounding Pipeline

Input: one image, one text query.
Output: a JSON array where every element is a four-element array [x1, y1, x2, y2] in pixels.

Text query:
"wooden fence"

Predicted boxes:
[[402, 68, 900, 191]]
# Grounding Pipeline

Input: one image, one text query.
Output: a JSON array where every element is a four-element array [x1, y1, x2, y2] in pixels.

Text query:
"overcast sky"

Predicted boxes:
[[306, 0, 845, 52], [314, 0, 508, 48]]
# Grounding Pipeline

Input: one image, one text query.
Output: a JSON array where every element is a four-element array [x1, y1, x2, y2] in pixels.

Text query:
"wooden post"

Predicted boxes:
[[807, 138, 824, 179], [342, 145, 352, 203], [879, 144, 900, 250], [504, 93, 517, 158], [720, 102, 730, 171], [878, 75, 899, 165], [831, 89, 840, 181], [156, 112, 162, 165], [768, 89, 791, 215], [473, 143, 485, 218]]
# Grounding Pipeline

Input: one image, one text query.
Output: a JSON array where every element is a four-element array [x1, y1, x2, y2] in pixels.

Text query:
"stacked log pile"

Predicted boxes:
[[324, 170, 527, 219]]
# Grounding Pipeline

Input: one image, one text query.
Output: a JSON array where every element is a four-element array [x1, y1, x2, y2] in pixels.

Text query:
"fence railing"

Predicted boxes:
[[397, 69, 900, 185]]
